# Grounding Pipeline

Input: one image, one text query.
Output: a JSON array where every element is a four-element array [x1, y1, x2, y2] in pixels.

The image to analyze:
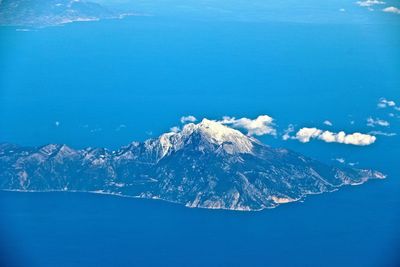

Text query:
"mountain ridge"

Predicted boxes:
[[0, 119, 385, 211]]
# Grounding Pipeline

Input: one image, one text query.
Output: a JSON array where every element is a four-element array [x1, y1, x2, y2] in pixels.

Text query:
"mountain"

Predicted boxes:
[[0, 119, 385, 211], [0, 0, 133, 27]]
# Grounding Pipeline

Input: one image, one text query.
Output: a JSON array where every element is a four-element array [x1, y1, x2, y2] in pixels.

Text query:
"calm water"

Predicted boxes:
[[1, 177, 399, 267], [0, 4, 400, 267], [0, 16, 399, 150]]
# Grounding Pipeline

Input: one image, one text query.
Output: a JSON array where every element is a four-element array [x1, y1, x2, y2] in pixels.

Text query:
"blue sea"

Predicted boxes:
[[1, 178, 400, 267], [0, 1, 400, 266]]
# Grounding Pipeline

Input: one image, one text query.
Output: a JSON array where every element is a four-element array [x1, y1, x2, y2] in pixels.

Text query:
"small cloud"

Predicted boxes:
[[170, 126, 180, 133], [335, 158, 346, 164], [367, 117, 390, 127], [383, 6, 400, 14], [323, 120, 333, 126], [180, 115, 197, 124], [220, 115, 277, 136], [294, 127, 376, 146], [146, 131, 153, 136], [333, 158, 359, 166], [350, 120, 355, 125], [368, 130, 397, 137], [282, 124, 295, 141], [82, 124, 102, 134], [115, 124, 127, 131], [356, 0, 385, 7], [55, 121, 60, 127], [295, 128, 323, 143], [90, 128, 102, 133], [377, 97, 396, 108], [339, 8, 346, 12]]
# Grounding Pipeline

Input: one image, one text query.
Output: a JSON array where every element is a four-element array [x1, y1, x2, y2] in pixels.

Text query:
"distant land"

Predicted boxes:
[[0, 0, 134, 27], [0, 119, 386, 211]]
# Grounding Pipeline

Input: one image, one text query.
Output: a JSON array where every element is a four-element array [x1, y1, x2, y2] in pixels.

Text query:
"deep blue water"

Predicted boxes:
[[0, 15, 399, 150], [1, 2, 400, 266], [1, 177, 400, 267]]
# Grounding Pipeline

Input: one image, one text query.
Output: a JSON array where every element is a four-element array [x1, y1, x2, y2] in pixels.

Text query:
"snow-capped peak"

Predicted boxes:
[[155, 118, 254, 157], [191, 118, 253, 151]]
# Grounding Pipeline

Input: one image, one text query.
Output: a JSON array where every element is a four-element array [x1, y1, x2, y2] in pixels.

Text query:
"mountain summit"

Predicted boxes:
[[0, 120, 385, 211], [156, 118, 255, 157]]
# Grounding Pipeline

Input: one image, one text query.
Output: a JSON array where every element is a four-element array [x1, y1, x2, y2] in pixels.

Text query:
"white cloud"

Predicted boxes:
[[356, 0, 385, 7], [116, 124, 127, 131], [170, 126, 180, 133], [333, 158, 359, 166], [90, 128, 102, 133], [295, 127, 323, 143], [383, 6, 400, 14], [339, 8, 346, 12], [335, 158, 346, 164], [55, 121, 60, 127], [367, 117, 390, 127], [219, 115, 277, 136], [282, 124, 295, 141], [294, 127, 376, 146], [323, 120, 333, 126], [368, 130, 397, 137], [180, 115, 197, 124], [377, 98, 396, 108]]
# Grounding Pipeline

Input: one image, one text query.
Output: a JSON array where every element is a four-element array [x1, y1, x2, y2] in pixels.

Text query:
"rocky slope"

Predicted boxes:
[[0, 119, 385, 211]]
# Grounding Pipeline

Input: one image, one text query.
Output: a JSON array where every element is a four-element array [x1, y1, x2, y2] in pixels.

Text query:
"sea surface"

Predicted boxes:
[[1, 176, 400, 267], [0, 15, 399, 150], [0, 3, 400, 266]]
